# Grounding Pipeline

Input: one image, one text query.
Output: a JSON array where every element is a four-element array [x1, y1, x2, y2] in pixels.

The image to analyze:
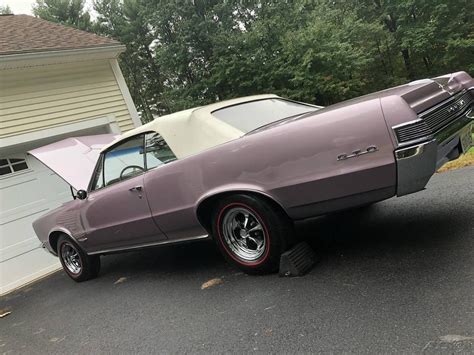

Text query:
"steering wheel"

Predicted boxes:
[[119, 165, 145, 180]]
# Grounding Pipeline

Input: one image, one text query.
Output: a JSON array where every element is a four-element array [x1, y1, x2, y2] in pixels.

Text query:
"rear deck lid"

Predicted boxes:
[[28, 134, 117, 190]]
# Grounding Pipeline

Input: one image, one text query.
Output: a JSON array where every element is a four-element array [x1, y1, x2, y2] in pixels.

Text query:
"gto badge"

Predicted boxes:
[[337, 145, 378, 161]]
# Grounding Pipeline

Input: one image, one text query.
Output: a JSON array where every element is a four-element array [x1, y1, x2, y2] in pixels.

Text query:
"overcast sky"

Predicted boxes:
[[0, 0, 94, 15]]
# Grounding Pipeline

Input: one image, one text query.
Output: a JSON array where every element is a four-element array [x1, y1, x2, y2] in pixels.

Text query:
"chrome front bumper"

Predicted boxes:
[[395, 109, 473, 196]]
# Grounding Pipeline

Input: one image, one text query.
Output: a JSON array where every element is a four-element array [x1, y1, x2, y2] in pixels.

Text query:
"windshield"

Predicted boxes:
[[212, 98, 319, 133]]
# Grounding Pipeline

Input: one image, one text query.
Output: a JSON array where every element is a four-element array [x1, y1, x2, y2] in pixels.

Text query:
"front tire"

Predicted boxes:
[[211, 194, 293, 274], [57, 235, 100, 282]]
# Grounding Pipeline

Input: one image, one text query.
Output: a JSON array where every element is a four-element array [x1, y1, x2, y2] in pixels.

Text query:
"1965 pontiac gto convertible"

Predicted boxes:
[[30, 71, 473, 281]]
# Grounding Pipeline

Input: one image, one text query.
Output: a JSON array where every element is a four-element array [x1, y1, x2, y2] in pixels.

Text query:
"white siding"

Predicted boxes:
[[0, 59, 136, 139]]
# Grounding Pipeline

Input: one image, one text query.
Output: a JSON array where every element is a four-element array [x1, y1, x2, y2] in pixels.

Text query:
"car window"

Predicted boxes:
[[212, 98, 319, 133], [103, 135, 145, 186], [145, 132, 177, 169]]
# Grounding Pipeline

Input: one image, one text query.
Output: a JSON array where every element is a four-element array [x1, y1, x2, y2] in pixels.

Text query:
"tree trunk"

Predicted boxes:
[[401, 48, 415, 80], [376, 39, 389, 75], [423, 56, 432, 74]]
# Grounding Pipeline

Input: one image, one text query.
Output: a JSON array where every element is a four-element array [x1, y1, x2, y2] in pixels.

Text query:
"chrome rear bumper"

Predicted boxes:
[[395, 109, 473, 196]]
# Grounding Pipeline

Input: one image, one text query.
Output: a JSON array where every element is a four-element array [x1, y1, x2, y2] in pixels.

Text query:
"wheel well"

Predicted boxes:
[[196, 191, 289, 233], [49, 231, 66, 253]]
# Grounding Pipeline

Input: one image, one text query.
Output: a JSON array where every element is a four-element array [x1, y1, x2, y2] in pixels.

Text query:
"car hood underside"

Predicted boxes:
[[28, 134, 117, 191]]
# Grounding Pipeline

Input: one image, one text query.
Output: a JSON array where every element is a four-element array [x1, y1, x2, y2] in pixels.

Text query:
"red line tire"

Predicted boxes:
[[57, 235, 100, 282], [211, 194, 293, 274]]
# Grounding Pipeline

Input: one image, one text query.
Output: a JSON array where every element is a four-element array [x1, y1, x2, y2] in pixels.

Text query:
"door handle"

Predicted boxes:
[[129, 185, 143, 192]]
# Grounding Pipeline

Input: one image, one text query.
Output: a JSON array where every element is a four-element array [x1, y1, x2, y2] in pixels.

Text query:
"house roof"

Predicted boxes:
[[0, 14, 121, 56]]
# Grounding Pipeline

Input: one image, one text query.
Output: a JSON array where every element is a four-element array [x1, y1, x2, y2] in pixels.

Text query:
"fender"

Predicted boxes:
[[47, 226, 83, 255], [195, 183, 288, 218]]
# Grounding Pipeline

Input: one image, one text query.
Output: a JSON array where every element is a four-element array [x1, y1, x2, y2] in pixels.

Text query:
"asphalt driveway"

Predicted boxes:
[[1, 167, 473, 354]]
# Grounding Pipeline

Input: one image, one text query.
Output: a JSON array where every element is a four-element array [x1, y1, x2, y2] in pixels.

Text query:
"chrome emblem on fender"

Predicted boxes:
[[337, 145, 378, 161]]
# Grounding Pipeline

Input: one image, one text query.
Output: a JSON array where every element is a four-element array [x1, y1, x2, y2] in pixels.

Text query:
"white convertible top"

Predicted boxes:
[[102, 94, 279, 158]]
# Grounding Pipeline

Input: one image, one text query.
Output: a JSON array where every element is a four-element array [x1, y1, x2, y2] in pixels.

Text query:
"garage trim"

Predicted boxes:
[[0, 115, 121, 150]]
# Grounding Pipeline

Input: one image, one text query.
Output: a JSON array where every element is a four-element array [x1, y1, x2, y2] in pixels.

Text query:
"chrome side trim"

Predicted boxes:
[[87, 234, 210, 255]]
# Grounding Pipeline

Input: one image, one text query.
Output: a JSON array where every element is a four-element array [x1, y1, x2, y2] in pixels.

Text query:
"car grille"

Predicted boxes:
[[394, 89, 473, 144]]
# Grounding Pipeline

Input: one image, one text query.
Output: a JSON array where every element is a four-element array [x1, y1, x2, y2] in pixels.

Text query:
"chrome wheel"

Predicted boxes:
[[61, 243, 82, 275], [221, 207, 267, 261]]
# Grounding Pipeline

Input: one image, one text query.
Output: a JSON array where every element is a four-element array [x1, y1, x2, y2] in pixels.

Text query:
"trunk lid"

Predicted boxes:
[[28, 134, 117, 190]]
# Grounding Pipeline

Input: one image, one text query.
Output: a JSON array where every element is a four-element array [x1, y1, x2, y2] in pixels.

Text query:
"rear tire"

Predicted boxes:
[[211, 194, 293, 274], [57, 235, 100, 282]]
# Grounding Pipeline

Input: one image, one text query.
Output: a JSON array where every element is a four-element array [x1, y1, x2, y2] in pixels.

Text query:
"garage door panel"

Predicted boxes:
[[1, 174, 70, 247], [1, 177, 46, 215], [1, 210, 48, 249], [42, 172, 73, 198], [0, 157, 72, 293], [0, 248, 60, 295], [0, 195, 47, 224], [0, 236, 41, 263]]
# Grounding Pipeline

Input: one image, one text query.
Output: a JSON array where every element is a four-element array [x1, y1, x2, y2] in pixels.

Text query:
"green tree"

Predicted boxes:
[[33, 0, 474, 116], [0, 5, 13, 14], [93, 0, 169, 121], [33, 0, 92, 30], [350, 0, 474, 79], [142, 0, 249, 111]]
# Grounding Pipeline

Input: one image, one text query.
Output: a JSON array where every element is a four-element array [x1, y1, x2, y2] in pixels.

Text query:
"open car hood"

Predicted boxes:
[[28, 134, 118, 191]]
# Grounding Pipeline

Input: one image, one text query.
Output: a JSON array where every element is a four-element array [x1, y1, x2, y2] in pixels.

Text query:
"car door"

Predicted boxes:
[[142, 132, 208, 241], [81, 134, 166, 253]]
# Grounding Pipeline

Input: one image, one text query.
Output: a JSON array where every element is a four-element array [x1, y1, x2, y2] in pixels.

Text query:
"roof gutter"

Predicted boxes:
[[0, 44, 126, 69]]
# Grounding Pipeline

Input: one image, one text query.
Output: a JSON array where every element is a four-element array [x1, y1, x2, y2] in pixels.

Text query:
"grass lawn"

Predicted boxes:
[[437, 133, 474, 173]]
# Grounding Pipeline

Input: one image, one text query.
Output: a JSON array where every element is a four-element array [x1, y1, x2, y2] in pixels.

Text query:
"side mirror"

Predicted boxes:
[[77, 190, 87, 200]]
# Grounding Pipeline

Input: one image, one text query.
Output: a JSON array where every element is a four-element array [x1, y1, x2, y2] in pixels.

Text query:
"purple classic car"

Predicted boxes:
[[30, 71, 473, 281]]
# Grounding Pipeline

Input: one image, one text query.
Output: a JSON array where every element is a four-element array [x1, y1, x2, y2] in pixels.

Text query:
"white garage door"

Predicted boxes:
[[0, 123, 118, 295], [0, 153, 71, 294]]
